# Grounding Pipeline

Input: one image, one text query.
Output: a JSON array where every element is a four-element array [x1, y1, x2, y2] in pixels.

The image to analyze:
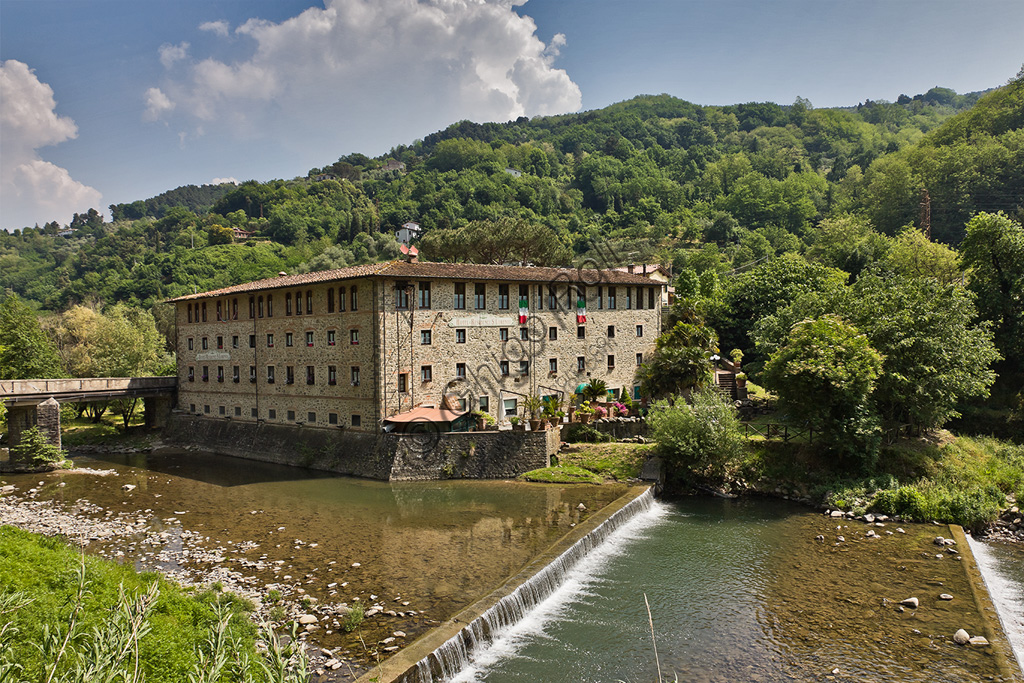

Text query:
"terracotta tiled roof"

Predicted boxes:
[[166, 260, 661, 302], [383, 404, 468, 424]]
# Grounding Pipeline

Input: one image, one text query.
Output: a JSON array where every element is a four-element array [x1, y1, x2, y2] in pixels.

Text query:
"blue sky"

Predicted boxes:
[[1, 0, 1022, 231]]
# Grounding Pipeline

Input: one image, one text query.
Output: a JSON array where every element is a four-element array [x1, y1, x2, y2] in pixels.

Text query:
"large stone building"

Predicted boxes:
[[169, 259, 662, 431]]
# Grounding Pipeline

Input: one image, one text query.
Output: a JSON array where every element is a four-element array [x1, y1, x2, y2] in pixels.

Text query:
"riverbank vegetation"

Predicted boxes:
[[522, 443, 652, 483], [0, 526, 308, 683]]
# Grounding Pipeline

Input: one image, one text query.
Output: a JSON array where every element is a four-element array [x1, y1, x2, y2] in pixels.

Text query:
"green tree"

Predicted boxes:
[[960, 212, 1024, 370], [882, 227, 961, 284], [636, 321, 718, 399], [647, 388, 745, 483], [0, 294, 62, 380], [762, 315, 884, 468]]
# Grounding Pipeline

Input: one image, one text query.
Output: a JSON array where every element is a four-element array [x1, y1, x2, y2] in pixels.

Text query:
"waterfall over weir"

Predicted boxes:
[[405, 487, 658, 683]]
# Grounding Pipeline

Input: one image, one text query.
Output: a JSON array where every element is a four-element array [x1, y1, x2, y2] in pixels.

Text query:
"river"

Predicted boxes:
[[1, 450, 1021, 682]]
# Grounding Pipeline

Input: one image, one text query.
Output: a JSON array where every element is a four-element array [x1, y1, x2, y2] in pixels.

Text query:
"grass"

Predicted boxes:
[[559, 443, 652, 481], [60, 414, 158, 448], [0, 526, 307, 682], [522, 443, 653, 484], [521, 465, 603, 484], [737, 433, 1024, 532]]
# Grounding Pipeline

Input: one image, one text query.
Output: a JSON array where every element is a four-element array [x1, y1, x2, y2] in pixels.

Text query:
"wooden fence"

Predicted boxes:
[[742, 422, 920, 444]]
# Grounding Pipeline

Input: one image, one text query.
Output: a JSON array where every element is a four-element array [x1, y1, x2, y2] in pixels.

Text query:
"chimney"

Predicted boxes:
[[627, 263, 635, 274], [407, 245, 419, 263], [643, 264, 648, 274]]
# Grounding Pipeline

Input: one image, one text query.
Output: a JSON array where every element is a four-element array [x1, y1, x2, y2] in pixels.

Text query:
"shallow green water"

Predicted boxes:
[[452, 497, 1019, 683]]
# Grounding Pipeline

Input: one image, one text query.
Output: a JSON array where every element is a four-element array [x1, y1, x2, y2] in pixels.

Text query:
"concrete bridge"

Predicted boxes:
[[1, 377, 177, 454]]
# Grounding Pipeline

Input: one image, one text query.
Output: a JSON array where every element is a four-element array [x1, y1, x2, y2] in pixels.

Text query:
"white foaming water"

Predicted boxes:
[[966, 534, 1024, 672], [407, 488, 672, 683]]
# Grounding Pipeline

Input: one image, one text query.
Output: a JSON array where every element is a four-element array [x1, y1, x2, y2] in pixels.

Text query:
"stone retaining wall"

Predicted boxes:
[[163, 414, 556, 480]]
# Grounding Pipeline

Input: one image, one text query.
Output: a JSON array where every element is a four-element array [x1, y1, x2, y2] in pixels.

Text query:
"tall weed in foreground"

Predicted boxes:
[[0, 528, 309, 683]]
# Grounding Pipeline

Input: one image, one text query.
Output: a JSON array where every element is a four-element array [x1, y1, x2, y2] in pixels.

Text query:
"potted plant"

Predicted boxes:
[[613, 402, 627, 419], [510, 416, 525, 431], [620, 388, 635, 416], [473, 410, 495, 431], [577, 401, 594, 423], [524, 395, 545, 431], [735, 372, 747, 388], [581, 378, 608, 405], [593, 404, 608, 420], [543, 395, 563, 427], [730, 348, 744, 370]]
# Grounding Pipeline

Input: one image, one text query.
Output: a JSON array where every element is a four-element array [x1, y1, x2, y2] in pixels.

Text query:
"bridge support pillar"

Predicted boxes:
[[144, 395, 173, 430], [6, 397, 62, 457]]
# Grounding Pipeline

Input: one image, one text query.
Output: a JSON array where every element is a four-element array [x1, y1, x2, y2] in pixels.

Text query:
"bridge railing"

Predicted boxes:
[[0, 376, 177, 399]]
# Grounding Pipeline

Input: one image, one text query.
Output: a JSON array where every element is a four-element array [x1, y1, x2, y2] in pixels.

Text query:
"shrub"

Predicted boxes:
[[647, 388, 745, 482], [342, 602, 364, 632], [564, 423, 613, 443], [10, 426, 68, 468]]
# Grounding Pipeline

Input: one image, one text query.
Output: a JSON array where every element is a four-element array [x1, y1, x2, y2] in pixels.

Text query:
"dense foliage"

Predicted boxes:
[[647, 388, 746, 482], [0, 79, 1020, 450]]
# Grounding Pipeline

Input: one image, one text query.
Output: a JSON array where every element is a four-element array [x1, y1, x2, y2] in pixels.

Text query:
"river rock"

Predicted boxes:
[[939, 594, 953, 600], [900, 597, 919, 609], [122, 484, 137, 492], [393, 631, 406, 638], [577, 503, 586, 511], [864, 513, 875, 523], [933, 536, 946, 546], [830, 510, 845, 518], [953, 629, 970, 645], [969, 636, 990, 646], [297, 614, 317, 625]]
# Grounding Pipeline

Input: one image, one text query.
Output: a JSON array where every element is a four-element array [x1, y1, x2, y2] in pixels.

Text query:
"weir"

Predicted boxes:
[[355, 486, 656, 683]]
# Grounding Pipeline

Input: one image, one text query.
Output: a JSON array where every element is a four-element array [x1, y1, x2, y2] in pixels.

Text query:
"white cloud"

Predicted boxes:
[[211, 177, 238, 185], [145, 0, 581, 155], [0, 60, 102, 230], [199, 20, 230, 37], [159, 42, 189, 69], [143, 87, 175, 121]]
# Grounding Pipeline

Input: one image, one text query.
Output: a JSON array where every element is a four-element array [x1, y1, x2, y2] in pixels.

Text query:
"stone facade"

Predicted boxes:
[[164, 414, 555, 480], [170, 261, 662, 438]]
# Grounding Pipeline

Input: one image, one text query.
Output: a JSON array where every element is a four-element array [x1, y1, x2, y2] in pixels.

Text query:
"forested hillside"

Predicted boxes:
[[0, 82, 1020, 317]]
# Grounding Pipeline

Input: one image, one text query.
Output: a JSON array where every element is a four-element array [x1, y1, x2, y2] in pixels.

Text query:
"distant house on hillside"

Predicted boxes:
[[396, 221, 422, 245], [232, 227, 255, 241], [382, 160, 406, 173], [504, 167, 523, 178]]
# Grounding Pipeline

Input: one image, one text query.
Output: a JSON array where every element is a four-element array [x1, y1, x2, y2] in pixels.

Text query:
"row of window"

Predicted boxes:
[[187, 329, 357, 351], [188, 323, 645, 353], [185, 287, 361, 323], [185, 282, 658, 323], [401, 353, 643, 389], [187, 350, 644, 389], [188, 403, 362, 427], [396, 282, 657, 312], [188, 364, 361, 386]]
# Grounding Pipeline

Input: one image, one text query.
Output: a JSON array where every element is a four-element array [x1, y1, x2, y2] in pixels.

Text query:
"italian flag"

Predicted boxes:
[[576, 298, 587, 323], [518, 296, 529, 324]]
